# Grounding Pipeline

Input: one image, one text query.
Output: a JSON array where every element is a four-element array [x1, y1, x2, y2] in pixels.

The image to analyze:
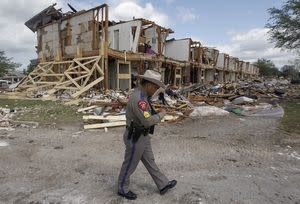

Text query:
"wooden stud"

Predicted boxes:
[[84, 121, 126, 130]]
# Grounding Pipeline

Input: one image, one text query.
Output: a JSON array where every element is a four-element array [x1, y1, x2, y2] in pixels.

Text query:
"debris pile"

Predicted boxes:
[[0, 108, 14, 129], [224, 98, 284, 117], [174, 78, 300, 119], [1, 77, 298, 130], [78, 89, 192, 130], [72, 78, 300, 129]]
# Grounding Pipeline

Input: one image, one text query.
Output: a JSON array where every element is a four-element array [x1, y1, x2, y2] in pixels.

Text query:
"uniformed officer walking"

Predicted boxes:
[[117, 70, 177, 200]]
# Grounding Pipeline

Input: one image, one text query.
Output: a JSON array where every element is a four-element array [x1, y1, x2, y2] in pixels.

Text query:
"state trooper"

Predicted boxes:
[[117, 70, 177, 200]]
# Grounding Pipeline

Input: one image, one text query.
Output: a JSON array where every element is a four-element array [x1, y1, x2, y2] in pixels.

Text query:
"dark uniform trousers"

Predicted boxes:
[[117, 86, 169, 194], [118, 129, 169, 194]]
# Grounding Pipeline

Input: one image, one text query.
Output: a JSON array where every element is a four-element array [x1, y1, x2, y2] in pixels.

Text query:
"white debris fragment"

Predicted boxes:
[[232, 96, 255, 105], [190, 106, 229, 117], [0, 141, 9, 147]]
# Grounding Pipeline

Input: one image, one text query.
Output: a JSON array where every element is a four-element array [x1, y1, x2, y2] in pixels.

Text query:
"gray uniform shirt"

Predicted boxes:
[[126, 86, 166, 128]]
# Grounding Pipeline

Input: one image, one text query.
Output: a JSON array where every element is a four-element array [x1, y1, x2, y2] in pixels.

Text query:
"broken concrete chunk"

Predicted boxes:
[[232, 96, 255, 105]]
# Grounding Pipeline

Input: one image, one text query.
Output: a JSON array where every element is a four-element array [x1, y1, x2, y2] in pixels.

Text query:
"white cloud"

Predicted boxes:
[[0, 0, 170, 71], [176, 6, 198, 23], [110, 1, 169, 27], [0, 0, 59, 70], [215, 28, 298, 67]]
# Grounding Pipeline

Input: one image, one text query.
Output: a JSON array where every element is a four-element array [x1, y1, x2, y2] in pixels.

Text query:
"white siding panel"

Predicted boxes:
[[165, 39, 190, 61]]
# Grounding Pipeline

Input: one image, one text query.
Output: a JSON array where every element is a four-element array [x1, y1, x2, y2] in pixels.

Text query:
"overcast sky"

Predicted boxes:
[[0, 0, 297, 71]]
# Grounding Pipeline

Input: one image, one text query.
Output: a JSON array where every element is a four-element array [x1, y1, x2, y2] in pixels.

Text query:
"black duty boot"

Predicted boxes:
[[118, 190, 137, 200], [160, 180, 177, 195]]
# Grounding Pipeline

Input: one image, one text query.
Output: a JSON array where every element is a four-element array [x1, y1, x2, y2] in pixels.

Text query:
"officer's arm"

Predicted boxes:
[[132, 98, 166, 128]]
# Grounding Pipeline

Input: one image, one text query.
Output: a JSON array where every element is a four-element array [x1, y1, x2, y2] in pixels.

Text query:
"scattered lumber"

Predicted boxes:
[[82, 115, 126, 121], [84, 121, 126, 129], [77, 105, 98, 113]]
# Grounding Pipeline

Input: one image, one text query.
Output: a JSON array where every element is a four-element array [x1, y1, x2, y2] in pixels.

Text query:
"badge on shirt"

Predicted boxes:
[[138, 100, 148, 111], [143, 111, 150, 118]]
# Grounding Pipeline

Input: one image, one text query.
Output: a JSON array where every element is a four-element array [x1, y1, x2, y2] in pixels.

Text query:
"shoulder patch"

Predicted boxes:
[[138, 100, 148, 111], [143, 111, 151, 118]]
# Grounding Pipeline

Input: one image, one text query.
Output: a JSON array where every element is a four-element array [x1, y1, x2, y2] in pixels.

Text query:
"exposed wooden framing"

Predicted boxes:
[[21, 2, 258, 98], [107, 48, 185, 66], [72, 76, 104, 98], [17, 61, 70, 91], [117, 60, 131, 90], [18, 56, 104, 98], [104, 5, 109, 90]]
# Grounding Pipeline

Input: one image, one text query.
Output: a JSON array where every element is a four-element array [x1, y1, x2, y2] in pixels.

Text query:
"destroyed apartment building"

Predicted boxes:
[[17, 3, 259, 98]]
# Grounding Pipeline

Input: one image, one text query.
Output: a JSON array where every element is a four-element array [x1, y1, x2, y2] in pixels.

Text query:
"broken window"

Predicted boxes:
[[152, 37, 156, 44], [131, 26, 137, 40]]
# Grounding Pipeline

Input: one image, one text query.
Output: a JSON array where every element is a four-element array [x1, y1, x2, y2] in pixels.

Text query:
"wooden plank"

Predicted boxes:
[[55, 74, 89, 87], [51, 61, 73, 64], [54, 86, 79, 90], [73, 59, 92, 73], [65, 99, 81, 106], [95, 63, 104, 75], [82, 59, 98, 87], [72, 76, 104, 98], [28, 75, 36, 85], [84, 121, 126, 129], [41, 73, 64, 76], [118, 74, 130, 79], [77, 105, 98, 112], [35, 82, 58, 84], [65, 73, 81, 89], [75, 56, 101, 61], [66, 71, 88, 74], [83, 115, 126, 121], [69, 58, 97, 71]]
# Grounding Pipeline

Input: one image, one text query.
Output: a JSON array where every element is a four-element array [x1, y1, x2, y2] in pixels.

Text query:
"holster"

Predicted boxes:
[[149, 125, 155, 134], [127, 121, 146, 143]]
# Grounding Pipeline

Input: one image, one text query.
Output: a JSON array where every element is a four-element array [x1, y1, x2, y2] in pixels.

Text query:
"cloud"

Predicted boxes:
[[215, 28, 298, 67], [0, 0, 60, 70], [176, 6, 198, 23], [110, 1, 169, 27], [0, 0, 170, 71]]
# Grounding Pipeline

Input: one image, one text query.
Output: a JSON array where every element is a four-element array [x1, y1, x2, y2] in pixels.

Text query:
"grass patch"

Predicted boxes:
[[279, 99, 300, 134], [0, 99, 82, 124]]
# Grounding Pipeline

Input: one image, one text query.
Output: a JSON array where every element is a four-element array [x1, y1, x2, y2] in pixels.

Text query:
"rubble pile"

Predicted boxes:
[[0, 108, 14, 129], [74, 78, 300, 129], [1, 77, 298, 130], [80, 90, 190, 130]]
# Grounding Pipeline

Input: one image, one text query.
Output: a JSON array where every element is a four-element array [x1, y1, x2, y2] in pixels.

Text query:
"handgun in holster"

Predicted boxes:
[[127, 121, 145, 143]]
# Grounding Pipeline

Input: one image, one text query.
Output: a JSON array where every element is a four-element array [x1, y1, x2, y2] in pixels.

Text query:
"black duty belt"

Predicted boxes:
[[126, 122, 152, 143]]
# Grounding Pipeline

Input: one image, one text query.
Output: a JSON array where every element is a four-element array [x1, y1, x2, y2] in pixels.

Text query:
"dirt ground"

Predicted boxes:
[[0, 113, 300, 204]]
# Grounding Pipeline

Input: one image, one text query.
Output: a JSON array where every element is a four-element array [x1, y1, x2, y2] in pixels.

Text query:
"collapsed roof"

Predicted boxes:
[[25, 3, 63, 32]]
